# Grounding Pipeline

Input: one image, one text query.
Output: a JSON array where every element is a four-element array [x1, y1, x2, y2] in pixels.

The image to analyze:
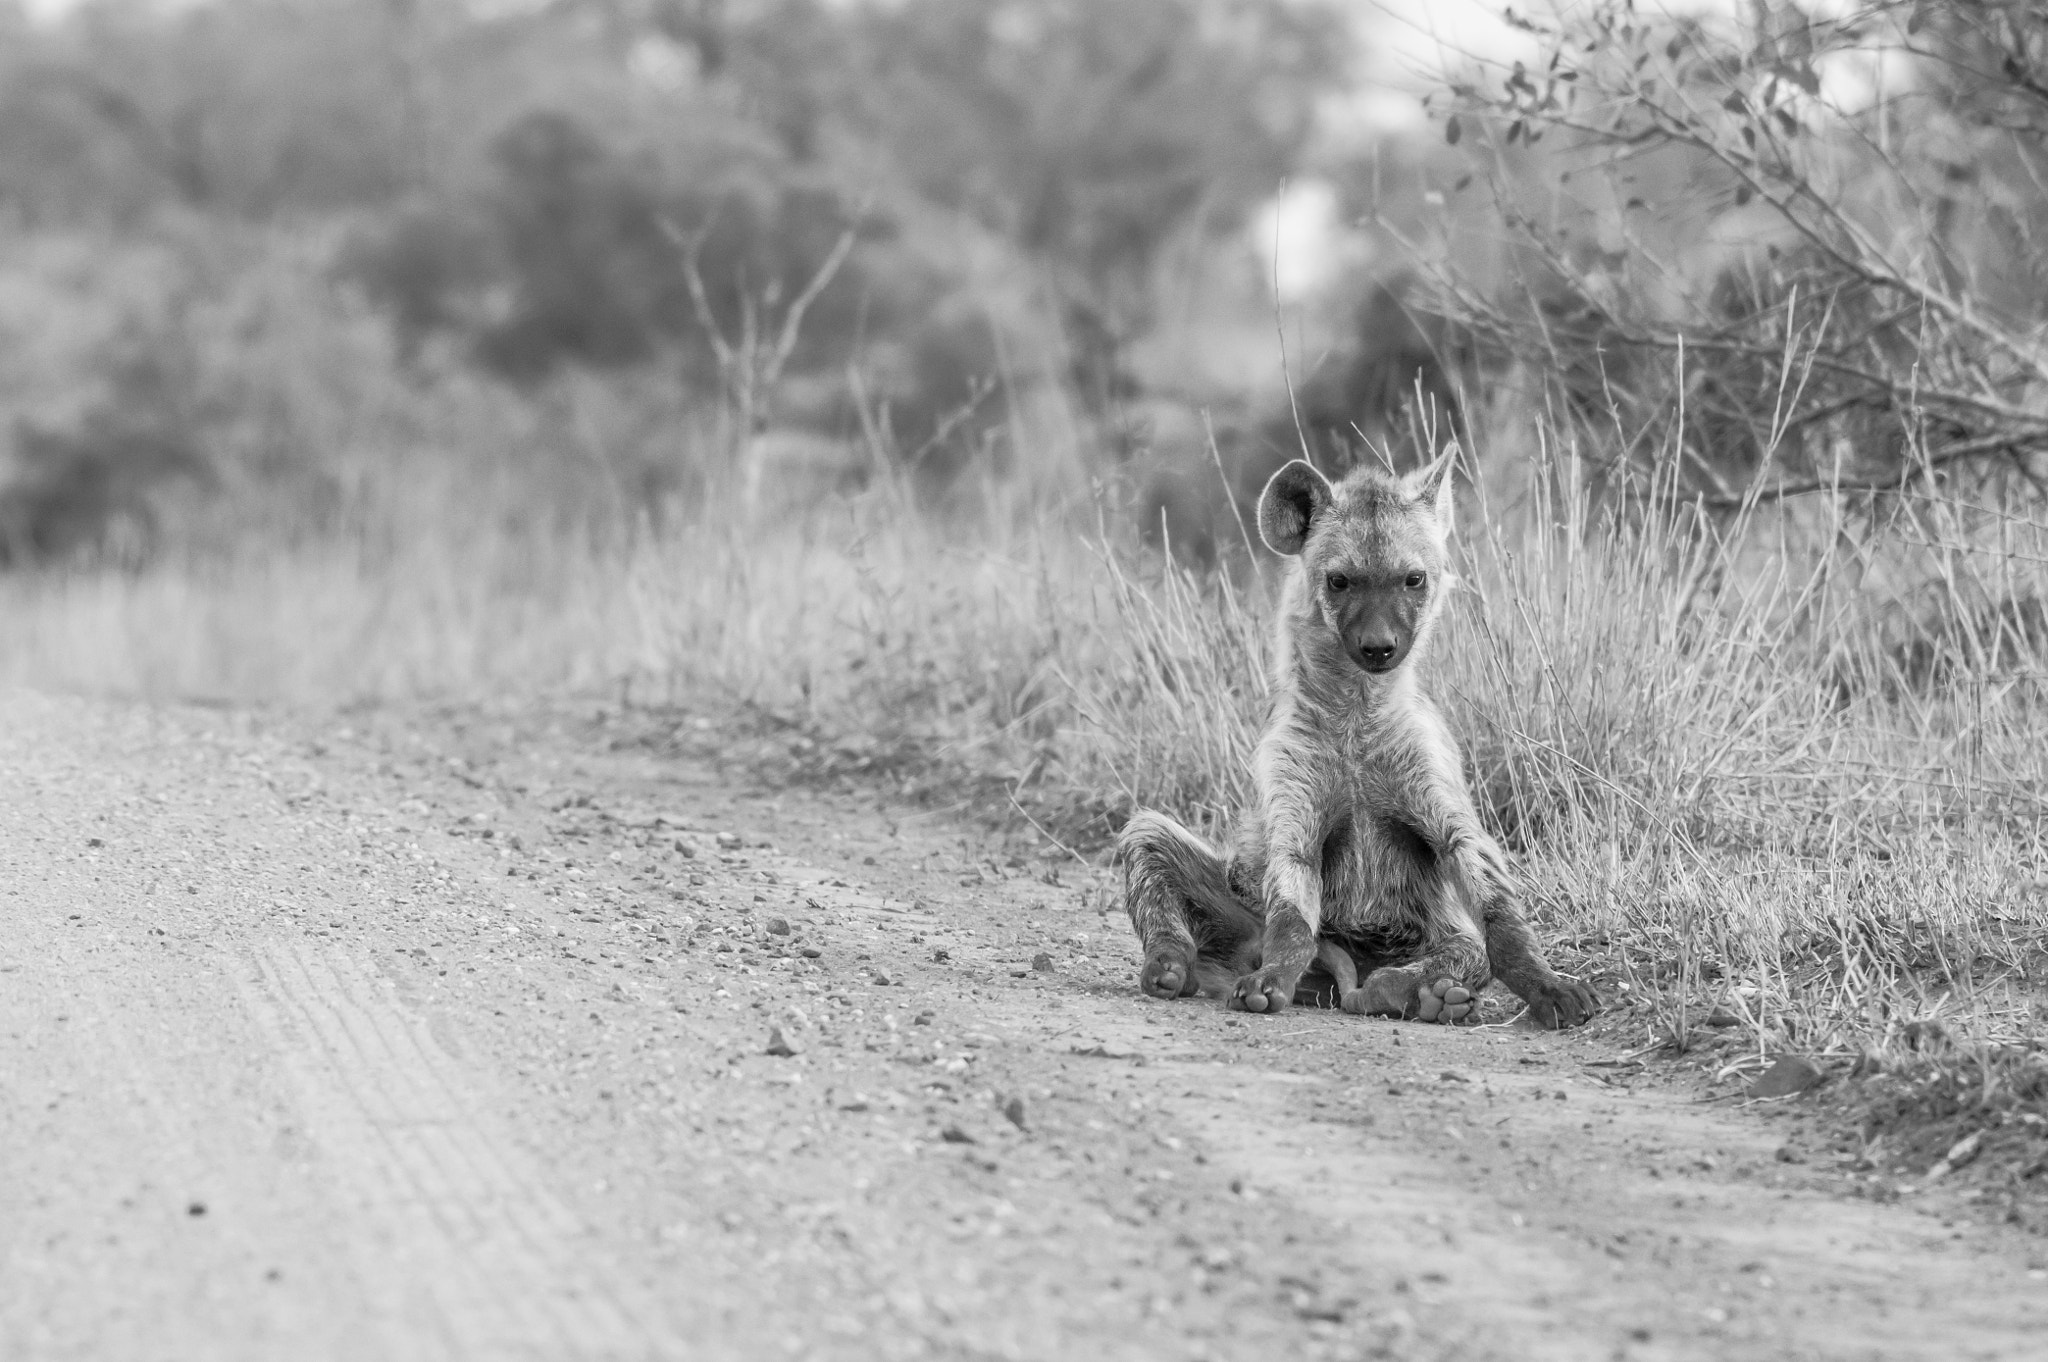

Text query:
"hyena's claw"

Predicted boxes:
[[1228, 967, 1294, 1014], [1522, 975, 1600, 1030], [1139, 946, 1199, 1000]]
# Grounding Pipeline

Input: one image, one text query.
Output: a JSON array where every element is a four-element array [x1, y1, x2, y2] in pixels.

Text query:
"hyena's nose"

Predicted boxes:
[[1358, 639, 1398, 669]]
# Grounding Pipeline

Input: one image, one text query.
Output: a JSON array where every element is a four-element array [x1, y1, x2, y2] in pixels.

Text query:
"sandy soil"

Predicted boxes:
[[3, 689, 2045, 1362]]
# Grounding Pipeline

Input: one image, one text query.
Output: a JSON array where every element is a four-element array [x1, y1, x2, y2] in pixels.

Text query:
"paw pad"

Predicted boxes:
[[1416, 978, 1475, 1024]]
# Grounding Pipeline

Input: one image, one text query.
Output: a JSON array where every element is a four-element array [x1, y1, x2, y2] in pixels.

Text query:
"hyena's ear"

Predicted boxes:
[[1404, 441, 1460, 534], [1257, 459, 1334, 556]]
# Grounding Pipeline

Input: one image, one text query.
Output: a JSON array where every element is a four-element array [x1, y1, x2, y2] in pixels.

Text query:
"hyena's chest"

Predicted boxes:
[[1315, 769, 1443, 933]]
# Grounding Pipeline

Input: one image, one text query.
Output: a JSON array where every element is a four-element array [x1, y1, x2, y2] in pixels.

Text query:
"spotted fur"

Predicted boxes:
[[1119, 448, 1599, 1027]]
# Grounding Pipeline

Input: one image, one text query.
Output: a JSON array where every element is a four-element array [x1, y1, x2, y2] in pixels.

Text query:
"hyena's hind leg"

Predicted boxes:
[[1116, 810, 1260, 1000], [1342, 929, 1491, 1024]]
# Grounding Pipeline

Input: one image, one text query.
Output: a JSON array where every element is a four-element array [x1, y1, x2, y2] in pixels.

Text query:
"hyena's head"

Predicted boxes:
[[1256, 449, 1457, 676]]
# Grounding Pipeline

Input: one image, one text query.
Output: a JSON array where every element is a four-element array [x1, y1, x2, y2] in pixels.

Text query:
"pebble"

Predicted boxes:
[[1924, 1130, 1983, 1181], [940, 1124, 977, 1144], [674, 839, 697, 858], [766, 917, 791, 935], [1000, 1095, 1028, 1131], [800, 946, 823, 959], [1031, 952, 1054, 972], [766, 1026, 799, 1057], [715, 832, 743, 850]]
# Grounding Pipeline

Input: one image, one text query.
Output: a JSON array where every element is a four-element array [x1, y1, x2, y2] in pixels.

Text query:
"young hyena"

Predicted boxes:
[[1117, 450, 1599, 1028]]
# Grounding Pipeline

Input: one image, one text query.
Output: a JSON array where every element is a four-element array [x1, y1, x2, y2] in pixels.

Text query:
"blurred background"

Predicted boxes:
[[0, 0, 2042, 746]]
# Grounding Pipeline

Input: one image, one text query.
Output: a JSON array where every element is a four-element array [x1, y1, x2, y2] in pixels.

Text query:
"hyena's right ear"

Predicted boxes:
[[1257, 460, 1334, 556]]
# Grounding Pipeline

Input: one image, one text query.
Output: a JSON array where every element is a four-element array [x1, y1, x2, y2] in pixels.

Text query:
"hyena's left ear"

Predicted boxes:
[[1257, 459, 1334, 556], [1405, 441, 1461, 534]]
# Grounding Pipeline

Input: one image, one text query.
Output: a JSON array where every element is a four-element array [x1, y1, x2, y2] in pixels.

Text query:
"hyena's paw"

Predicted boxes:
[[1138, 945, 1200, 1000], [1415, 977, 1477, 1024], [1521, 974, 1600, 1030], [1340, 967, 1475, 1023], [1228, 966, 1297, 1014], [1342, 964, 1420, 1018]]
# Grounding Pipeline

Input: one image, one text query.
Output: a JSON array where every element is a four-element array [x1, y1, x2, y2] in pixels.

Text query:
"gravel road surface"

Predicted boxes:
[[3, 690, 2044, 1361]]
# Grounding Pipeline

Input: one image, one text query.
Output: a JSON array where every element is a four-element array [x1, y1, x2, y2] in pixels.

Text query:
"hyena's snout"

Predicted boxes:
[[1338, 596, 1417, 674]]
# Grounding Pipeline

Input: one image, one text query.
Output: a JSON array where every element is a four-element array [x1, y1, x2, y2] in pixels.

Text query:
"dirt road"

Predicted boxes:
[[3, 690, 2044, 1361]]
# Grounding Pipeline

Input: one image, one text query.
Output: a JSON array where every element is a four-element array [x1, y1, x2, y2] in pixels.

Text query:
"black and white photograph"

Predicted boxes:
[[3, 1, 2047, 1357]]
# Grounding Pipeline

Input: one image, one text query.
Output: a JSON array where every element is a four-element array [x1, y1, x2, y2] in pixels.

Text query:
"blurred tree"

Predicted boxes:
[[839, 0, 1349, 411], [0, 0, 1360, 507], [0, 0, 429, 222]]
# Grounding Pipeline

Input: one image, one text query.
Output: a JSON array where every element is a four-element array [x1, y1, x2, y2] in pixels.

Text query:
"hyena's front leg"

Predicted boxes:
[[1454, 826, 1599, 1029], [1231, 848, 1320, 1013], [1483, 897, 1599, 1029], [1116, 810, 1257, 1000]]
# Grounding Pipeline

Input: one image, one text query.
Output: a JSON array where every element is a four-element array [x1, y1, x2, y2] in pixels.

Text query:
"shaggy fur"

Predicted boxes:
[[1118, 450, 1599, 1028]]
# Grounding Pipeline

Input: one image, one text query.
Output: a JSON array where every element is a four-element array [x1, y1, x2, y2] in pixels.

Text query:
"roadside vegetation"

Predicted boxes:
[[2, 0, 2046, 1196]]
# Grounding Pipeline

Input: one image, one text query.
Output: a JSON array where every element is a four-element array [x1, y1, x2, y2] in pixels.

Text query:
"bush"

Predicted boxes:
[[1433, 0, 2048, 506]]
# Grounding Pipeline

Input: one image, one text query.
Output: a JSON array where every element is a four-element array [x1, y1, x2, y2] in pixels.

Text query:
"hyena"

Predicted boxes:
[[1117, 450, 1599, 1028]]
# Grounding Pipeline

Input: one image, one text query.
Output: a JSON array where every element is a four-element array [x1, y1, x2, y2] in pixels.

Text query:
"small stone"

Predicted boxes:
[[715, 832, 743, 850], [913, 1011, 935, 1026], [940, 1124, 976, 1144], [766, 917, 791, 936], [1031, 952, 1055, 972], [766, 1026, 799, 1057], [1000, 1095, 1028, 1131], [1747, 1055, 1825, 1100], [873, 970, 893, 986], [800, 946, 822, 959], [1925, 1130, 1984, 1182], [933, 949, 950, 963], [187, 1201, 207, 1217], [674, 839, 697, 858]]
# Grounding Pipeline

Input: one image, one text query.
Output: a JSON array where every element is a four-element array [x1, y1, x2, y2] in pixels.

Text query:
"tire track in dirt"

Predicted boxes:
[[239, 937, 668, 1360]]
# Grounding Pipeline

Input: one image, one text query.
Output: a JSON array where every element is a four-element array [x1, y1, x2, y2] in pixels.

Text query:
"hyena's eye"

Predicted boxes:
[[1325, 572, 1350, 593], [1404, 571, 1427, 589]]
